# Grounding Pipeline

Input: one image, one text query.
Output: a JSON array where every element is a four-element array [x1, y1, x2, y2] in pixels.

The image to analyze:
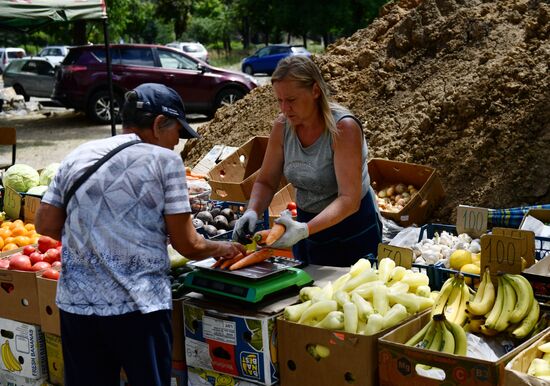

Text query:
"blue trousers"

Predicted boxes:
[[60, 309, 172, 386], [293, 192, 382, 267]]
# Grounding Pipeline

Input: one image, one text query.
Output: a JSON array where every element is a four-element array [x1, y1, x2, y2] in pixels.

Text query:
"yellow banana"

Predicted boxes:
[[470, 268, 487, 303], [2, 340, 21, 372], [494, 275, 516, 332], [444, 277, 467, 325], [454, 281, 470, 326], [419, 318, 439, 349], [484, 276, 505, 330], [406, 319, 434, 347], [504, 274, 534, 324], [431, 277, 455, 316], [445, 319, 468, 356], [480, 325, 500, 337], [439, 319, 456, 354], [427, 321, 443, 352], [467, 269, 495, 316], [512, 300, 540, 339]]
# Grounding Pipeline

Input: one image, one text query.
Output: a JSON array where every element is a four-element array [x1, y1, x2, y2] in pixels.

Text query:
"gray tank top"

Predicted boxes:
[[283, 108, 370, 213]]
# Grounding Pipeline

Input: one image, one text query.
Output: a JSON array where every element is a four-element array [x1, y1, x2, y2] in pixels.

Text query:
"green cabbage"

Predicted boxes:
[[2, 164, 39, 192], [39, 163, 60, 186], [26, 185, 49, 196]]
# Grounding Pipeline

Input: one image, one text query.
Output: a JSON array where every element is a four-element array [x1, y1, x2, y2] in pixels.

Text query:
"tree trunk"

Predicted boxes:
[[72, 21, 87, 45], [287, 32, 291, 44], [241, 16, 250, 49], [302, 34, 307, 48]]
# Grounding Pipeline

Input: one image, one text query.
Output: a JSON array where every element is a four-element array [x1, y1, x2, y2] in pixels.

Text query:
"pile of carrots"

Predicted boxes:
[[212, 222, 286, 271]]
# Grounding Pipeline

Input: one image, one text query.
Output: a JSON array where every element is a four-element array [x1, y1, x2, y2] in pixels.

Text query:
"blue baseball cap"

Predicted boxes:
[[133, 83, 199, 139]]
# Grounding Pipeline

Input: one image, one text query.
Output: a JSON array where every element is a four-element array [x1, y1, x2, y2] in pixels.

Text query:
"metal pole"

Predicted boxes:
[[103, 18, 116, 137]]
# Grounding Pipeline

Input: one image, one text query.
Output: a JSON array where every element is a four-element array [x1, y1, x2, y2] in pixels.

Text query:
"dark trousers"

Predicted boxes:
[[293, 191, 382, 267], [60, 309, 173, 386]]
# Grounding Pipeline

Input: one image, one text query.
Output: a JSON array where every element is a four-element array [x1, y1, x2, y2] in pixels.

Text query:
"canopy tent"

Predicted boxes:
[[0, 0, 117, 136]]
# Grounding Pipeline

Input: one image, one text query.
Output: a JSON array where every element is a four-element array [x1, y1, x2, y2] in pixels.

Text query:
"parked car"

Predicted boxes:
[[0, 47, 26, 74], [2, 58, 56, 101], [241, 44, 311, 75], [53, 44, 258, 124], [37, 45, 70, 66], [166, 42, 208, 62]]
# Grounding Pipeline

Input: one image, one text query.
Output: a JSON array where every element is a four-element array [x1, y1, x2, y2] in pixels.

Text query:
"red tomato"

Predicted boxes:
[[31, 261, 51, 272], [0, 259, 9, 269], [29, 252, 45, 265], [42, 268, 60, 280], [44, 248, 61, 264], [8, 254, 32, 271], [291, 209, 298, 217], [23, 245, 36, 256], [38, 236, 58, 254], [286, 201, 297, 210], [51, 261, 62, 269]]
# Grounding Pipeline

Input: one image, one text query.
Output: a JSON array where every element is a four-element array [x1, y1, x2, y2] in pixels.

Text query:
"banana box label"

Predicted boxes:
[[0, 317, 47, 380]]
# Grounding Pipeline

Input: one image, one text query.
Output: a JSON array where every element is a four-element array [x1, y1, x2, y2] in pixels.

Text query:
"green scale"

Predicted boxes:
[[184, 256, 313, 303]]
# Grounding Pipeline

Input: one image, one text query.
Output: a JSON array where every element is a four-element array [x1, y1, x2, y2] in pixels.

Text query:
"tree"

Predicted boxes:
[[156, 0, 193, 39]]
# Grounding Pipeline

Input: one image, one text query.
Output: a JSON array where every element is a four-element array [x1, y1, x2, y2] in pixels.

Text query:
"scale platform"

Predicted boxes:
[[184, 256, 313, 303]]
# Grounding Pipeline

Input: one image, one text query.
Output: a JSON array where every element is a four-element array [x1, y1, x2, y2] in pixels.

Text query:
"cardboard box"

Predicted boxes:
[[207, 137, 270, 202], [44, 334, 63, 386], [191, 145, 239, 177], [36, 274, 59, 336], [368, 158, 445, 226], [0, 251, 41, 325], [519, 209, 550, 260], [183, 298, 279, 385], [268, 184, 296, 227], [0, 371, 50, 386], [378, 311, 545, 386], [0, 317, 47, 380], [522, 254, 550, 302], [504, 329, 550, 386]]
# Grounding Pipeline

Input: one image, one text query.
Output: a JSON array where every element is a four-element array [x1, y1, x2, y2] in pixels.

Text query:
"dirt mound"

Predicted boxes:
[[182, 0, 550, 222]]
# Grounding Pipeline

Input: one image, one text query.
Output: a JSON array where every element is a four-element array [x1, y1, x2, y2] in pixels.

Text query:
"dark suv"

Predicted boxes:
[[53, 44, 259, 124]]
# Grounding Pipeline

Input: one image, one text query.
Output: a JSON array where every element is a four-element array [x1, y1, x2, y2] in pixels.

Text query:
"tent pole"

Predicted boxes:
[[103, 18, 116, 137]]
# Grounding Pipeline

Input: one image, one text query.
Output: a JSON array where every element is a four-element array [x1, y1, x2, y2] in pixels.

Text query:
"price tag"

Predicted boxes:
[[3, 187, 22, 220], [23, 195, 41, 224], [480, 234, 523, 276], [492, 227, 535, 268], [377, 243, 413, 269], [456, 205, 488, 238]]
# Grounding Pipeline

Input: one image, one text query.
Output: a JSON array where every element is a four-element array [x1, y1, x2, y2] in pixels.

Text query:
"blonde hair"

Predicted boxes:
[[271, 55, 345, 136]]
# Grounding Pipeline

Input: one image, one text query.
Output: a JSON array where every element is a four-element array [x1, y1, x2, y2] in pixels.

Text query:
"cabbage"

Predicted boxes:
[[39, 163, 60, 186], [26, 185, 49, 196], [2, 164, 39, 192]]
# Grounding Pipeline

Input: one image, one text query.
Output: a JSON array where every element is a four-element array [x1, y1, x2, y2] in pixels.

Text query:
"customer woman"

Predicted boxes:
[[233, 55, 382, 267]]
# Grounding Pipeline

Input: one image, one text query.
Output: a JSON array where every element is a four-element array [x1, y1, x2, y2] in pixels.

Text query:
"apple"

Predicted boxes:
[[23, 245, 36, 256], [8, 255, 32, 271], [31, 261, 51, 272], [38, 236, 58, 254], [44, 248, 61, 264], [29, 252, 45, 265], [42, 269, 60, 280]]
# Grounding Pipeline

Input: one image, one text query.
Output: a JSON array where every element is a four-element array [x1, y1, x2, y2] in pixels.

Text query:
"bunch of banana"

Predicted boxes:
[[405, 314, 467, 356], [431, 273, 470, 326], [481, 273, 539, 338], [1, 340, 22, 372]]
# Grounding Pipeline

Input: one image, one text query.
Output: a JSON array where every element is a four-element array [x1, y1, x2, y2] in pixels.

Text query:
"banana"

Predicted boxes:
[[439, 319, 456, 354], [445, 319, 468, 356], [406, 319, 434, 347], [480, 325, 500, 337], [431, 277, 455, 316], [427, 321, 443, 352], [470, 268, 487, 304], [494, 275, 516, 332], [512, 300, 540, 339], [2, 340, 21, 372], [454, 281, 470, 326], [444, 277, 468, 325], [419, 319, 439, 349], [467, 269, 495, 316], [504, 274, 534, 324], [484, 276, 505, 330], [467, 317, 485, 334], [530, 313, 550, 339]]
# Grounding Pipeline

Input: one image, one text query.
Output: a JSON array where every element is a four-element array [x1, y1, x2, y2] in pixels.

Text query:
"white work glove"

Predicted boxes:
[[232, 210, 258, 243], [270, 210, 309, 249]]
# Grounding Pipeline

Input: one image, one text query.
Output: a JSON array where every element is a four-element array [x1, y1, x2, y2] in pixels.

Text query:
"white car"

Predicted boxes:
[[166, 42, 208, 62], [0, 47, 26, 73], [37, 46, 70, 66]]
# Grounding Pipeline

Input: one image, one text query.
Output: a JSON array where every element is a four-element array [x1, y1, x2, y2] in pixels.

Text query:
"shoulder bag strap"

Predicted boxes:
[[63, 139, 141, 209]]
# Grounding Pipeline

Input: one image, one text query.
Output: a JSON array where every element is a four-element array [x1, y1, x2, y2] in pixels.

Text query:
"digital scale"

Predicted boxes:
[[184, 256, 313, 303]]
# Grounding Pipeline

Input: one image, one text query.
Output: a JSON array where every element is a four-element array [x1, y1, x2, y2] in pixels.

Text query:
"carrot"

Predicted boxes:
[[220, 253, 245, 270], [229, 248, 274, 271], [254, 230, 271, 245], [210, 258, 225, 269], [265, 224, 286, 246]]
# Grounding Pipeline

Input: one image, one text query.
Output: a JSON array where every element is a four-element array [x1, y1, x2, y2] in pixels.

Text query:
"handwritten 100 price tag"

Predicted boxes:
[[480, 234, 523, 276], [491, 227, 535, 268], [456, 205, 488, 238], [377, 243, 413, 269]]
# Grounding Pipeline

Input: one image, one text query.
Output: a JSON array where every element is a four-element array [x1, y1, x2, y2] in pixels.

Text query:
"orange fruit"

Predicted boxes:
[[1, 221, 12, 229], [11, 227, 27, 237], [12, 219, 24, 227], [24, 224, 35, 231], [0, 228, 12, 239], [30, 236, 40, 244], [0, 238, 4, 250], [14, 236, 31, 247], [2, 243, 18, 252], [4, 237, 15, 245]]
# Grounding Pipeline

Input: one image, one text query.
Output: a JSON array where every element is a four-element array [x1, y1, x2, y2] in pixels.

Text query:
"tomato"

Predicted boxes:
[[42, 268, 60, 281], [44, 248, 61, 264], [291, 209, 298, 217], [29, 252, 45, 265], [23, 245, 36, 256], [8, 254, 32, 271], [30, 261, 51, 272], [38, 236, 58, 254], [51, 261, 62, 269], [286, 201, 297, 210]]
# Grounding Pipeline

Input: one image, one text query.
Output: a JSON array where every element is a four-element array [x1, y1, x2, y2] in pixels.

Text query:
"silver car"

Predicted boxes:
[[37, 45, 70, 66], [3, 58, 56, 101], [166, 42, 209, 62]]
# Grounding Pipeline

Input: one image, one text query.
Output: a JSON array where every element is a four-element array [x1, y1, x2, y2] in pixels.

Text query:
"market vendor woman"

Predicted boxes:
[[233, 56, 382, 267]]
